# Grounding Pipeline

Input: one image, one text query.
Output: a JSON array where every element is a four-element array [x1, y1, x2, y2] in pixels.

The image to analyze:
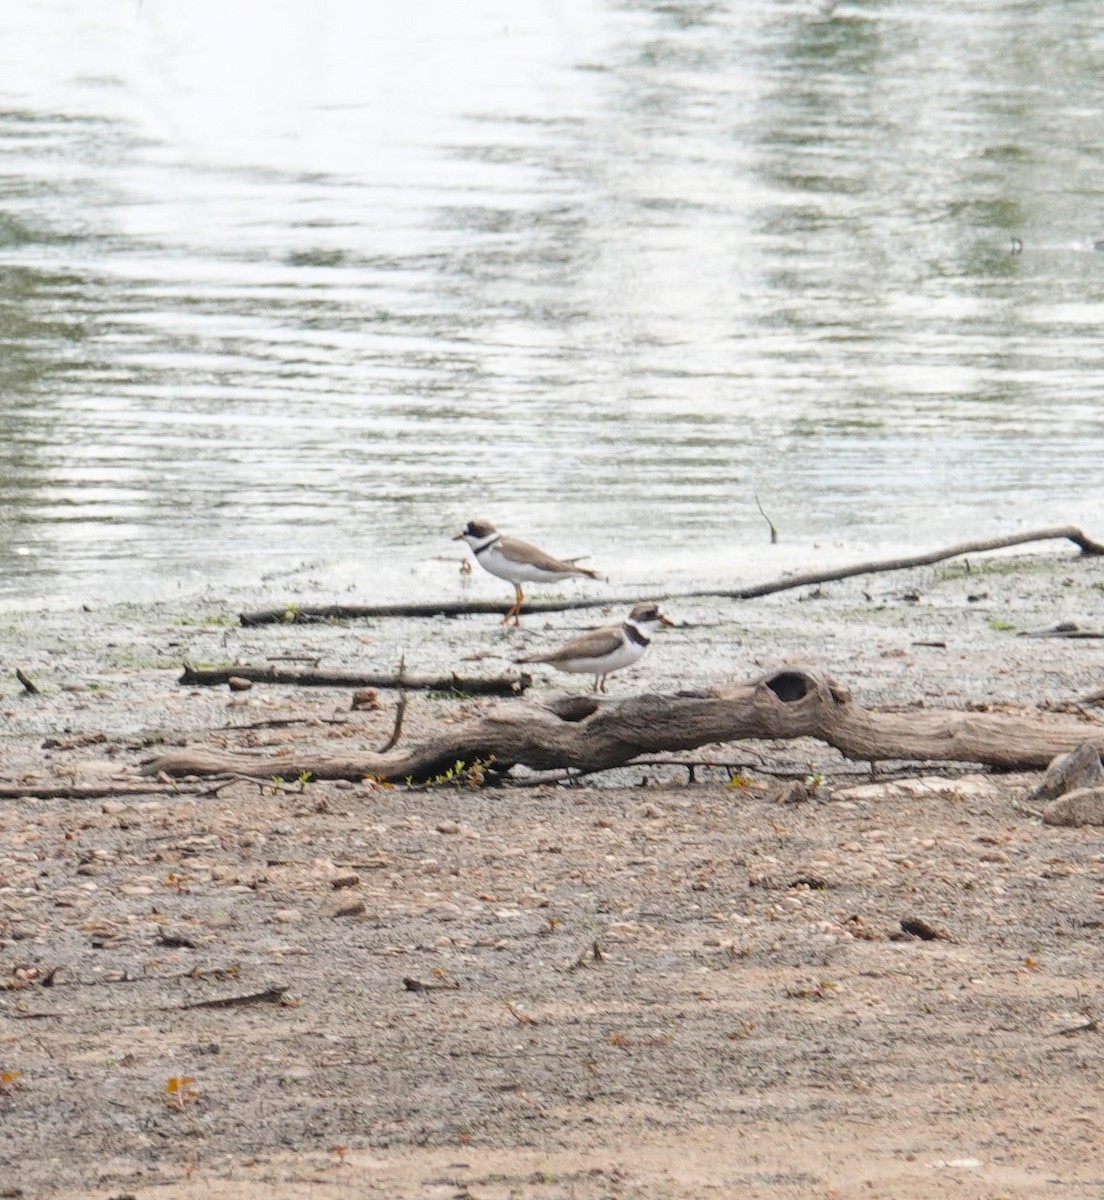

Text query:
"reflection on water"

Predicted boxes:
[[1, 0, 1103, 606]]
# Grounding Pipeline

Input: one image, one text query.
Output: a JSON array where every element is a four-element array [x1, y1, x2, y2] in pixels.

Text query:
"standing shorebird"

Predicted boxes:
[[453, 519, 599, 625], [514, 602, 673, 692]]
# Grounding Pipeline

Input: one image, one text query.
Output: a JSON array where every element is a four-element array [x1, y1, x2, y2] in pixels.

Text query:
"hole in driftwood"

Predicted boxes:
[[765, 671, 810, 703], [545, 696, 601, 723]]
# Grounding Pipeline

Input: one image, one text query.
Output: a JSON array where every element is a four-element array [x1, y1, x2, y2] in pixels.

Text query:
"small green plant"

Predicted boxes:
[[988, 617, 1016, 632], [424, 757, 494, 788]]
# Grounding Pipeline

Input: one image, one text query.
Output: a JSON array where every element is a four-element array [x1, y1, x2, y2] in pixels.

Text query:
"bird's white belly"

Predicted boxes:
[[554, 640, 644, 676], [479, 544, 573, 584]]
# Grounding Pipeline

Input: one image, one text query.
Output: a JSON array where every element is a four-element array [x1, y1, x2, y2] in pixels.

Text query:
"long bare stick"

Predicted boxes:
[[237, 526, 1104, 626], [696, 525, 1104, 601], [178, 662, 526, 696]]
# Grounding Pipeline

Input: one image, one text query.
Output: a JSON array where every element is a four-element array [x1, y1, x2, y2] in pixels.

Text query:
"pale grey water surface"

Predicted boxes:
[[1, 0, 1103, 609]]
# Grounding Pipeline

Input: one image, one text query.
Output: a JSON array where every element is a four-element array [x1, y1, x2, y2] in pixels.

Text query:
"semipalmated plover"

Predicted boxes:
[[453, 519, 599, 625], [515, 602, 673, 692]]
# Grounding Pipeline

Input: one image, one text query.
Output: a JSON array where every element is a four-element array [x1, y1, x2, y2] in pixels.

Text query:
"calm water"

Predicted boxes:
[[1, 0, 1103, 608]]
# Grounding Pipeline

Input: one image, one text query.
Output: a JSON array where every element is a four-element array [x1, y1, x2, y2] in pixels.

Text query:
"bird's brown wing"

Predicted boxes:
[[497, 535, 599, 579], [519, 623, 623, 664]]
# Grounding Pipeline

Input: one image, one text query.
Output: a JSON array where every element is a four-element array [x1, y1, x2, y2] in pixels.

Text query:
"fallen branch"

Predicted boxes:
[[1019, 625, 1104, 639], [698, 525, 1104, 602], [237, 525, 1104, 625], [144, 666, 1104, 784], [177, 985, 289, 1011], [178, 662, 527, 697], [240, 599, 538, 626], [0, 783, 195, 801]]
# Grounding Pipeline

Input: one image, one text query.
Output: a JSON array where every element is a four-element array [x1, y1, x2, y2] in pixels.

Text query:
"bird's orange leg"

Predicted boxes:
[[503, 584, 524, 626]]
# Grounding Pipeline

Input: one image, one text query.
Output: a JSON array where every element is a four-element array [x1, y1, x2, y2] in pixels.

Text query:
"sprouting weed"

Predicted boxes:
[[425, 757, 495, 788]]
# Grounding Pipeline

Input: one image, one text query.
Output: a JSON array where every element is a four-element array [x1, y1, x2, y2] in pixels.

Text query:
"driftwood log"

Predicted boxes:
[[178, 663, 528, 697], [237, 525, 1104, 626], [145, 666, 1104, 784]]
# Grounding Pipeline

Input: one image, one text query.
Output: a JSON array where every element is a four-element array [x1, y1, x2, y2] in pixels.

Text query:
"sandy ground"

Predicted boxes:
[[2, 549, 1104, 1199]]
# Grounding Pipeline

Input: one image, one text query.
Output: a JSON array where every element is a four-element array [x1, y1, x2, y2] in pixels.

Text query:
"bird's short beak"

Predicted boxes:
[[452, 532, 465, 541], [659, 613, 675, 626]]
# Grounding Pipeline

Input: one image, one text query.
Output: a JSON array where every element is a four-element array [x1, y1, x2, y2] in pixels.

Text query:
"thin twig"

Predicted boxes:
[[176, 985, 289, 1011], [378, 689, 409, 754], [213, 716, 351, 732], [754, 493, 778, 544]]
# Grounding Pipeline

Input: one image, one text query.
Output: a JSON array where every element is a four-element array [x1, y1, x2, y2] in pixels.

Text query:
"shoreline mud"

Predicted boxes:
[[3, 549, 1104, 1198]]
